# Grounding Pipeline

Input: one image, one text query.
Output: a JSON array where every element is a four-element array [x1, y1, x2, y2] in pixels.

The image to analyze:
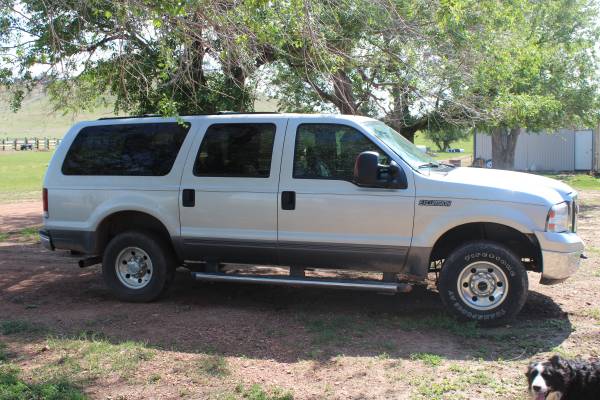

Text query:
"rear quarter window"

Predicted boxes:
[[62, 122, 190, 176]]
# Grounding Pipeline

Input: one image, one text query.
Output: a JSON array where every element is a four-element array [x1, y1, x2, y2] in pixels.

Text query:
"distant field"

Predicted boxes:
[[0, 90, 279, 140], [0, 151, 53, 202], [0, 90, 115, 139], [414, 131, 474, 161], [544, 173, 600, 191]]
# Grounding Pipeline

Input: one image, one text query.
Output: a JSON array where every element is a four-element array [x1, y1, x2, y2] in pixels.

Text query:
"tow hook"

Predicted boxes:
[[581, 254, 588, 260]]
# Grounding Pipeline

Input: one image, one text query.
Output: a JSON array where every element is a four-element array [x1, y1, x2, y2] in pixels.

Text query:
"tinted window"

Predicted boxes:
[[293, 124, 389, 181], [62, 123, 190, 176], [193, 124, 276, 178]]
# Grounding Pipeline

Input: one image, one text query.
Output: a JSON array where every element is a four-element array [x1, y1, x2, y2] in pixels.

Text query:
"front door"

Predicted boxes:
[[179, 118, 287, 264], [277, 119, 415, 272]]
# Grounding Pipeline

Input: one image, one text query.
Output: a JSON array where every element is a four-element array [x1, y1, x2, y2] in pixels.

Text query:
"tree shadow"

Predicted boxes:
[[0, 242, 573, 364]]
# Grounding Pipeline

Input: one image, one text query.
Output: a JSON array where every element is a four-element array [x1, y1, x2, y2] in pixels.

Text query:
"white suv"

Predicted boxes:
[[39, 113, 584, 323]]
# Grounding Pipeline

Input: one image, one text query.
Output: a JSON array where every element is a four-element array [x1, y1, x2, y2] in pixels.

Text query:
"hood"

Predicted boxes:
[[418, 167, 575, 206]]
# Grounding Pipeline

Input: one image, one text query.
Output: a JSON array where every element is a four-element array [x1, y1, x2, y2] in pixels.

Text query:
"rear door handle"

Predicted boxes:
[[182, 189, 195, 207], [281, 191, 295, 210]]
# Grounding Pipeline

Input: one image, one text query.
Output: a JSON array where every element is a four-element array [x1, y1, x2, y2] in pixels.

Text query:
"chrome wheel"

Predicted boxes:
[[457, 261, 509, 311], [115, 247, 153, 289]]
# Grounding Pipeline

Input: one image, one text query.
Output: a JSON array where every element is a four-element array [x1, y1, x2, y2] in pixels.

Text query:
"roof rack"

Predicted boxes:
[[97, 111, 280, 121]]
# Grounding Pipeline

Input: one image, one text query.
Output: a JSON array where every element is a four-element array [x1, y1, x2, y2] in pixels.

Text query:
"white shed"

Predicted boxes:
[[473, 126, 599, 172]]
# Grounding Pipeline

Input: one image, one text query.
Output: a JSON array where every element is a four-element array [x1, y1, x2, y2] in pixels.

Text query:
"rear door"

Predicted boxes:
[[277, 118, 415, 272], [179, 117, 287, 264]]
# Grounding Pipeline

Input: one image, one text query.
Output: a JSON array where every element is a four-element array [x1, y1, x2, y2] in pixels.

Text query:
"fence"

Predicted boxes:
[[0, 138, 62, 151]]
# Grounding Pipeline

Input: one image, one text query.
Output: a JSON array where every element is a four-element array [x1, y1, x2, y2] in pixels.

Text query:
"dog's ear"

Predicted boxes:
[[525, 362, 535, 376], [550, 355, 567, 368]]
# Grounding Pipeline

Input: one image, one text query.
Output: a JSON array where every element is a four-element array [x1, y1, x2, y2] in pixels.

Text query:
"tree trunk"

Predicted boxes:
[[332, 70, 358, 114], [491, 127, 521, 170]]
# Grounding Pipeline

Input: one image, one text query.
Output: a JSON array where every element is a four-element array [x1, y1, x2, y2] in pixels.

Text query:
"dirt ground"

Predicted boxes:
[[1, 193, 599, 399]]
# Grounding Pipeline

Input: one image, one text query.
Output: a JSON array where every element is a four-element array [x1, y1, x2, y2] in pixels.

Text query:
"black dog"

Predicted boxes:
[[526, 355, 600, 399]]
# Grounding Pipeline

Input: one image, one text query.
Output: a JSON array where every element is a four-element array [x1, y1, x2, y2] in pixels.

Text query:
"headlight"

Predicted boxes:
[[546, 202, 569, 233]]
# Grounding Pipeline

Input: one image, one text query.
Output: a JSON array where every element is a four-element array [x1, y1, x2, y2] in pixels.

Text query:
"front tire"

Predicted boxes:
[[438, 241, 528, 325], [102, 230, 176, 302]]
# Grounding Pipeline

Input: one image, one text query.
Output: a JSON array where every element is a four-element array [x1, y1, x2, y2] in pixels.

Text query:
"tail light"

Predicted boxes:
[[43, 188, 48, 218]]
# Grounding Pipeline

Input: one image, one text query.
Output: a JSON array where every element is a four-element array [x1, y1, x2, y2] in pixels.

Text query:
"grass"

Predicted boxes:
[[412, 367, 509, 400], [40, 333, 154, 381], [585, 308, 600, 321], [302, 314, 369, 348], [0, 364, 86, 400], [394, 313, 480, 338], [0, 227, 41, 242], [0, 320, 47, 336], [0, 88, 114, 139], [19, 227, 40, 241], [196, 354, 230, 377], [0, 151, 53, 201], [0, 342, 8, 362], [222, 384, 293, 400], [414, 130, 473, 161], [543, 173, 600, 191], [410, 352, 445, 367]]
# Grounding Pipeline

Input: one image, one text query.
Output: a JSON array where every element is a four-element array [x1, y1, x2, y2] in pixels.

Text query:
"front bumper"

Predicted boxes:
[[535, 231, 584, 285]]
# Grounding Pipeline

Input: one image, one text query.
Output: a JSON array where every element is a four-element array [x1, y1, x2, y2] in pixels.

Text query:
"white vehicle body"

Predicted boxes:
[[39, 113, 584, 321]]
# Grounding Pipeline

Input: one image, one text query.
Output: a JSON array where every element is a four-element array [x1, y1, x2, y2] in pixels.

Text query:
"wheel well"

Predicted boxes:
[[96, 211, 173, 255], [430, 223, 542, 271]]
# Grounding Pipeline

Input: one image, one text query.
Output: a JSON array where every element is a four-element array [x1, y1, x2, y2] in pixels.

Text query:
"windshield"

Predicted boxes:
[[361, 121, 439, 170]]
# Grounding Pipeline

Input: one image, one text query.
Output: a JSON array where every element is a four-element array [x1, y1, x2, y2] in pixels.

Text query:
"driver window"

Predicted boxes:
[[293, 124, 389, 181]]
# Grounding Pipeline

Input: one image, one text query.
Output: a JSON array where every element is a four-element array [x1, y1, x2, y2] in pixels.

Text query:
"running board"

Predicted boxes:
[[191, 272, 412, 293]]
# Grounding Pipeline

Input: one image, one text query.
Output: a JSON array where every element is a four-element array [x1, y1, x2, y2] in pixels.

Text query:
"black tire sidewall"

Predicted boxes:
[[439, 241, 528, 324], [102, 231, 174, 302]]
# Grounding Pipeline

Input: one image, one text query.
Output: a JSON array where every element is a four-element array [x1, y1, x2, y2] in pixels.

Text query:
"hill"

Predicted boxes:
[[0, 89, 279, 139], [0, 88, 116, 139]]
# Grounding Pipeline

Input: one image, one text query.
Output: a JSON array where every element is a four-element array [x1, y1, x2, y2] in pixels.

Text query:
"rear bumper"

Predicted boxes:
[[535, 231, 584, 284], [39, 230, 54, 251], [39, 228, 96, 254]]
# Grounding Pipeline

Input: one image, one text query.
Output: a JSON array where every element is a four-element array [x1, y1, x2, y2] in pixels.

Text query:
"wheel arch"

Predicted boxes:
[[428, 222, 542, 272], [95, 210, 178, 259]]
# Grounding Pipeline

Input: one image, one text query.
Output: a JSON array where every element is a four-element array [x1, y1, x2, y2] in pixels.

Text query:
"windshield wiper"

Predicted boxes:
[[418, 162, 441, 169], [418, 162, 456, 169]]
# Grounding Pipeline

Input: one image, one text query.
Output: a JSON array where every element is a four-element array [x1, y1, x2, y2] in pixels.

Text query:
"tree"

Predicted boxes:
[[425, 125, 470, 152], [1, 0, 597, 153], [253, 0, 490, 142], [467, 0, 600, 169], [0, 0, 492, 142], [0, 0, 269, 115]]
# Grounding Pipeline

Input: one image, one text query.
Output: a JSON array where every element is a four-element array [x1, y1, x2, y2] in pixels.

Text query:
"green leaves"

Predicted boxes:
[[0, 0, 596, 134]]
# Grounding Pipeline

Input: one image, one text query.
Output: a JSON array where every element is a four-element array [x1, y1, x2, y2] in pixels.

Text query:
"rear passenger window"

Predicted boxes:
[[62, 123, 190, 176], [193, 123, 276, 178]]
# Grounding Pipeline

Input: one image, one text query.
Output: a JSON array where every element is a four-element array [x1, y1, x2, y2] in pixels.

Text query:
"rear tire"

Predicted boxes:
[[438, 241, 528, 325], [102, 230, 176, 302]]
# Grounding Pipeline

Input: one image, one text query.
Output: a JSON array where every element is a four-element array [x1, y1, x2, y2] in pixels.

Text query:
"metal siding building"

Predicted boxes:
[[474, 127, 598, 172]]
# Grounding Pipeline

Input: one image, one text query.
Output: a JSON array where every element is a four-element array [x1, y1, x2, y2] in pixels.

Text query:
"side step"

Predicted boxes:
[[191, 272, 412, 293]]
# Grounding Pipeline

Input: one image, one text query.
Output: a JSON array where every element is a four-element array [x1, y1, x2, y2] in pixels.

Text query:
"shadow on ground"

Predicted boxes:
[[0, 243, 573, 364]]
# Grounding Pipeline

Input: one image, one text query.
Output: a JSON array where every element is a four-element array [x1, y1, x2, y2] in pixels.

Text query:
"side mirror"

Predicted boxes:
[[353, 151, 407, 189], [354, 151, 380, 186]]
